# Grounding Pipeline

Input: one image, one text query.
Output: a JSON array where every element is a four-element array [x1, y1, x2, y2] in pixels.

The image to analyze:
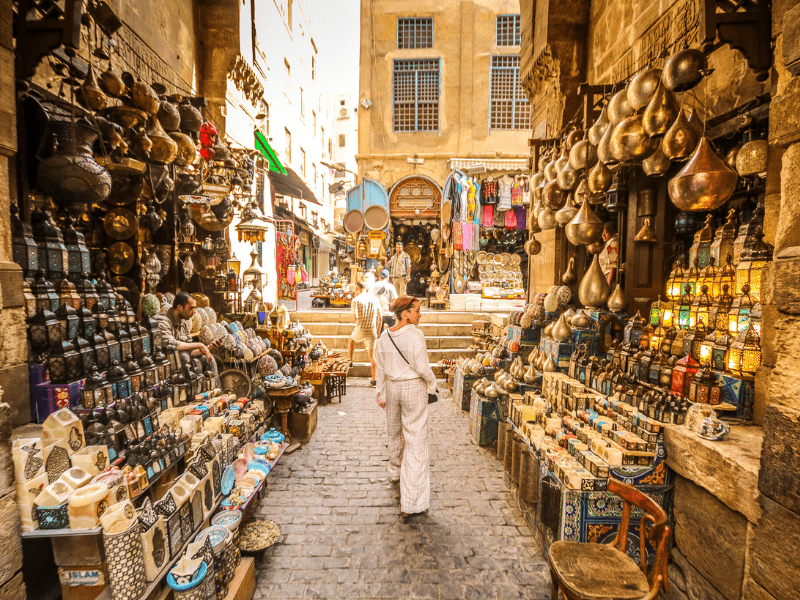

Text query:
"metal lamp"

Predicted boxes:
[[688, 214, 714, 270], [63, 216, 91, 282], [76, 275, 100, 310], [659, 355, 677, 389], [712, 331, 731, 373], [735, 230, 773, 303], [56, 303, 79, 342], [671, 353, 699, 397], [28, 307, 62, 350], [49, 339, 81, 383], [728, 284, 754, 335], [33, 271, 59, 313], [670, 329, 687, 357], [684, 258, 701, 301], [54, 275, 82, 310], [709, 284, 734, 334], [699, 329, 716, 368], [10, 203, 38, 278], [242, 250, 265, 291], [678, 285, 695, 330], [710, 208, 737, 270], [689, 285, 713, 329], [666, 262, 684, 301], [687, 320, 708, 363], [649, 296, 666, 327], [107, 360, 132, 400], [728, 322, 761, 379]]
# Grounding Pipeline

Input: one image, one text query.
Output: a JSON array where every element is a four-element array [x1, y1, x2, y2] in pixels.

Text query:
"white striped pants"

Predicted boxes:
[[385, 377, 430, 514]]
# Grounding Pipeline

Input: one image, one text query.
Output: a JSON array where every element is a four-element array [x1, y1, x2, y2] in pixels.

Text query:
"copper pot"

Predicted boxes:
[[662, 47, 707, 92], [627, 68, 662, 111], [587, 160, 612, 194], [642, 141, 671, 177], [179, 100, 203, 133], [555, 148, 570, 173], [610, 115, 659, 163], [687, 109, 704, 136], [531, 171, 545, 189], [568, 139, 598, 171], [662, 109, 698, 161], [169, 131, 197, 166], [642, 81, 680, 137], [668, 137, 738, 211], [588, 107, 610, 146], [608, 89, 634, 125], [565, 198, 603, 246]]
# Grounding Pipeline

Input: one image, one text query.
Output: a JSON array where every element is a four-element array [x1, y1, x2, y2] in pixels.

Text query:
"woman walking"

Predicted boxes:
[[375, 296, 437, 517]]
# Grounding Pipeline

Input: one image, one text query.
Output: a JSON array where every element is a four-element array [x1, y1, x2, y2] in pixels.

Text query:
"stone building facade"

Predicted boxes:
[[520, 1, 800, 599]]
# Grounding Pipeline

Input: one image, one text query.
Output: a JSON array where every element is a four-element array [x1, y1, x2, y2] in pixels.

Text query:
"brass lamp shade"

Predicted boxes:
[[608, 89, 634, 125], [543, 179, 566, 210], [642, 142, 671, 177], [627, 68, 663, 111], [662, 110, 699, 161], [662, 47, 708, 92], [587, 161, 612, 194], [588, 107, 610, 146], [568, 139, 598, 171], [668, 137, 738, 211], [579, 255, 611, 308], [634, 218, 657, 242], [597, 121, 616, 165], [610, 115, 660, 163], [642, 81, 680, 137], [565, 198, 604, 246]]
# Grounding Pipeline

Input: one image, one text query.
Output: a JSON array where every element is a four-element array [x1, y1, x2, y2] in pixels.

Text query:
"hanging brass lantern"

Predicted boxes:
[[555, 148, 570, 172], [643, 81, 680, 137], [587, 160, 612, 194], [588, 107, 610, 146], [662, 47, 708, 92], [634, 218, 657, 242], [597, 121, 617, 165], [569, 139, 598, 171], [544, 153, 559, 181], [662, 109, 699, 161], [608, 89, 634, 125], [557, 161, 579, 191], [579, 255, 611, 308], [688, 214, 715, 269], [555, 193, 579, 224], [687, 108, 704, 136], [643, 141, 671, 177], [537, 207, 557, 231], [565, 198, 604, 246], [627, 68, 662, 111], [543, 179, 566, 210], [610, 115, 659, 163], [668, 138, 738, 211], [735, 129, 768, 176]]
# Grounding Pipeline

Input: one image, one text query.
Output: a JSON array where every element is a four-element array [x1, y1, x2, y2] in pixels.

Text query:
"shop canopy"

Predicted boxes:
[[254, 131, 285, 174], [268, 166, 321, 205]]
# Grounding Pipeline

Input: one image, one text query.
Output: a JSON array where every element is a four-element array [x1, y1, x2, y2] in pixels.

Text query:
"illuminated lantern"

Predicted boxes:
[[688, 214, 714, 270], [651, 325, 666, 352], [728, 284, 754, 335], [728, 322, 761, 379], [735, 230, 772, 302], [659, 355, 677, 389], [649, 296, 666, 327], [684, 258, 701, 301], [678, 285, 695, 330], [710, 208, 737, 271], [712, 331, 731, 373], [671, 353, 699, 397], [699, 329, 715, 368], [624, 311, 646, 348], [666, 262, 685, 301], [670, 329, 687, 357], [713, 254, 736, 301], [687, 320, 708, 363], [709, 284, 734, 334], [689, 285, 713, 329], [750, 302, 762, 337]]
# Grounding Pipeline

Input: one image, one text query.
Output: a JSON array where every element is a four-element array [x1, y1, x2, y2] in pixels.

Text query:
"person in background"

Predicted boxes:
[[349, 279, 382, 386], [388, 242, 412, 296], [599, 221, 619, 286], [373, 269, 398, 336], [153, 292, 221, 385], [375, 295, 437, 518]]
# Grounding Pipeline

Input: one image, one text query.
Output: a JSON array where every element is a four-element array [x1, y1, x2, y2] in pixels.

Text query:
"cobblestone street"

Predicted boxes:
[[253, 379, 550, 599]]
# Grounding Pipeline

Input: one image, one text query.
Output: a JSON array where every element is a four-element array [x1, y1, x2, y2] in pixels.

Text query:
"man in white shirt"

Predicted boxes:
[[349, 279, 382, 386], [599, 222, 619, 286], [388, 242, 412, 296], [372, 269, 398, 336]]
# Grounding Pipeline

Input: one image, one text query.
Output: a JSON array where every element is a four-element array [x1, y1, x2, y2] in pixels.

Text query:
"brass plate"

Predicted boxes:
[[104, 207, 137, 240], [477, 251, 487, 264], [108, 242, 135, 274], [500, 253, 511, 266], [191, 204, 233, 232], [437, 254, 450, 273], [405, 243, 422, 264], [510, 253, 521, 266], [454, 275, 466, 294], [441, 200, 452, 223], [219, 369, 252, 398]]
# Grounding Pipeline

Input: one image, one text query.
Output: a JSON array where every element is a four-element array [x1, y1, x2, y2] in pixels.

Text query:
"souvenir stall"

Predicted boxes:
[[436, 169, 530, 311], [448, 39, 769, 569]]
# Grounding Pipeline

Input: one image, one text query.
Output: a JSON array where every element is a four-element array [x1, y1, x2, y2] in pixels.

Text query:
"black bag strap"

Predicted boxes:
[[384, 329, 410, 365]]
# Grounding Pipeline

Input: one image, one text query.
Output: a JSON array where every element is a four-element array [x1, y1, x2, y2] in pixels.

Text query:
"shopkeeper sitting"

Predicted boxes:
[[152, 292, 221, 386]]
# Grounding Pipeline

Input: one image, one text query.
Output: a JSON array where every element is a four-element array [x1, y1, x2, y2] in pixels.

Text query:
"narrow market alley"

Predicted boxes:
[[253, 379, 550, 600]]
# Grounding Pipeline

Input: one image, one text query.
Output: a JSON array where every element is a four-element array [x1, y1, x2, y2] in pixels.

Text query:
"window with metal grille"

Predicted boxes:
[[496, 14, 521, 46], [489, 55, 530, 130], [393, 58, 440, 132], [397, 18, 433, 49], [300, 148, 306, 178], [285, 128, 292, 163]]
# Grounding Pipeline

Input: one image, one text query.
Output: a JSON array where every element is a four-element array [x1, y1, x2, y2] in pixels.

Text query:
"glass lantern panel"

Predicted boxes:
[[699, 342, 713, 367], [742, 348, 761, 377], [728, 347, 743, 375]]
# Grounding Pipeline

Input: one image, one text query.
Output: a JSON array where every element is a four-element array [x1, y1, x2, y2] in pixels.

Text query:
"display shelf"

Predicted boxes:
[[21, 525, 102, 539], [219, 442, 288, 512]]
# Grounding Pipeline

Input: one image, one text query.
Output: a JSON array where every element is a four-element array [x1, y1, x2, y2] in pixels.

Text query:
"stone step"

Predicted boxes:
[[348, 362, 447, 378], [341, 348, 474, 363], [313, 334, 474, 350], [293, 309, 488, 325], [303, 322, 474, 336]]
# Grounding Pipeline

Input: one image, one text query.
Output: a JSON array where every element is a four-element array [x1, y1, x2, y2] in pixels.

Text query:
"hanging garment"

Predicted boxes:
[[453, 222, 463, 251], [467, 179, 477, 222], [483, 205, 494, 227], [482, 180, 498, 205], [498, 176, 512, 210], [515, 206, 527, 230], [522, 178, 531, 205], [504, 209, 517, 229], [511, 179, 524, 206]]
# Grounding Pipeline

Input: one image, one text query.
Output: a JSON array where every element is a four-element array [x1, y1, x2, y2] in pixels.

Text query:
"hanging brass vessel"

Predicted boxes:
[[538, 207, 557, 231], [562, 257, 577, 284], [588, 107, 610, 146], [574, 179, 588, 206], [132, 128, 153, 160], [662, 109, 698, 161], [531, 171, 545, 189], [131, 78, 160, 115], [627, 68, 662, 111], [608, 89, 634, 125], [169, 131, 198, 166], [555, 194, 579, 224], [525, 236, 542, 255], [587, 241, 605, 254], [544, 179, 566, 210], [668, 137, 738, 211], [687, 109, 704, 136], [555, 148, 570, 173], [543, 355, 557, 373], [534, 180, 545, 203], [157, 98, 182, 132], [610, 115, 660, 163], [607, 283, 628, 313], [99, 58, 126, 98], [642, 141, 671, 177], [80, 65, 107, 111], [643, 81, 680, 137], [579, 255, 611, 308], [145, 117, 178, 165], [587, 160, 612, 194], [725, 146, 741, 172], [566, 130, 583, 149], [565, 198, 604, 246], [552, 314, 573, 342], [557, 162, 579, 191], [634, 218, 658, 242], [545, 155, 559, 181], [569, 139, 598, 171], [597, 121, 617, 165], [662, 47, 707, 92]]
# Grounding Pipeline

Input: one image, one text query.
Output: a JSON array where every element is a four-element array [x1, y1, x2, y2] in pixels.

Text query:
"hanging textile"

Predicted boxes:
[[483, 205, 494, 227], [453, 222, 463, 251], [511, 178, 524, 206], [504, 209, 517, 229], [277, 226, 299, 300], [515, 206, 527, 230]]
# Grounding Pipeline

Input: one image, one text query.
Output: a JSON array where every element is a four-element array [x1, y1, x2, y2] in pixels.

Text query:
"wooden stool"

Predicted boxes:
[[430, 299, 448, 310]]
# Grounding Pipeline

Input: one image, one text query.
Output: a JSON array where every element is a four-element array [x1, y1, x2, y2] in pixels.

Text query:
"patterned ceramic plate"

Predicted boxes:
[[221, 465, 235, 495], [195, 525, 229, 549], [211, 510, 242, 531], [248, 461, 271, 477]]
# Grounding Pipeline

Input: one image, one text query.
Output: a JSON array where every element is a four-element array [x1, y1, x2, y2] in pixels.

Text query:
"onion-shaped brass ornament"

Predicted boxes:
[[587, 241, 605, 254], [557, 162, 579, 191], [569, 139, 598, 170], [687, 109, 704, 136], [579, 255, 611, 308], [662, 47, 708, 92], [574, 179, 588, 205], [607, 283, 628, 312], [552, 314, 573, 342], [131, 78, 160, 115], [169, 131, 198, 166], [565, 198, 604, 246], [80, 65, 107, 111], [555, 148, 570, 173], [544, 179, 565, 210], [668, 137, 738, 211], [642, 141, 671, 177], [562, 256, 577, 284], [608, 89, 634, 125], [627, 68, 662, 111], [588, 107, 610, 146], [662, 109, 698, 160], [531, 171, 545, 189], [555, 194, 579, 224], [144, 117, 178, 164], [610, 115, 660, 163], [538, 207, 557, 230], [643, 81, 680, 137], [634, 218, 657, 242], [566, 130, 583, 149], [545, 155, 559, 181], [587, 160, 612, 194], [598, 121, 617, 165], [99, 58, 126, 98]]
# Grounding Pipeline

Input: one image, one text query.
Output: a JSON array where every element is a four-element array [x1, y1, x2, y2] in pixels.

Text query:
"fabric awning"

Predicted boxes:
[[254, 131, 286, 173], [268, 166, 321, 205], [315, 236, 336, 253], [447, 158, 528, 172]]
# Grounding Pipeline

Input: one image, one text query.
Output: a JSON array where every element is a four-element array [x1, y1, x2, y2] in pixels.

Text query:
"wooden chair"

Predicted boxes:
[[548, 478, 671, 600]]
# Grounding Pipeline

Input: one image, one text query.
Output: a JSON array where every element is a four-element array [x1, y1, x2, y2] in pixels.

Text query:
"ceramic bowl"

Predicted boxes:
[[232, 458, 248, 480], [211, 510, 242, 532]]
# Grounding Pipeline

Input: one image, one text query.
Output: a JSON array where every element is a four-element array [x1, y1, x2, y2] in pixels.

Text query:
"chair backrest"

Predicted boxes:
[[608, 478, 671, 593]]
